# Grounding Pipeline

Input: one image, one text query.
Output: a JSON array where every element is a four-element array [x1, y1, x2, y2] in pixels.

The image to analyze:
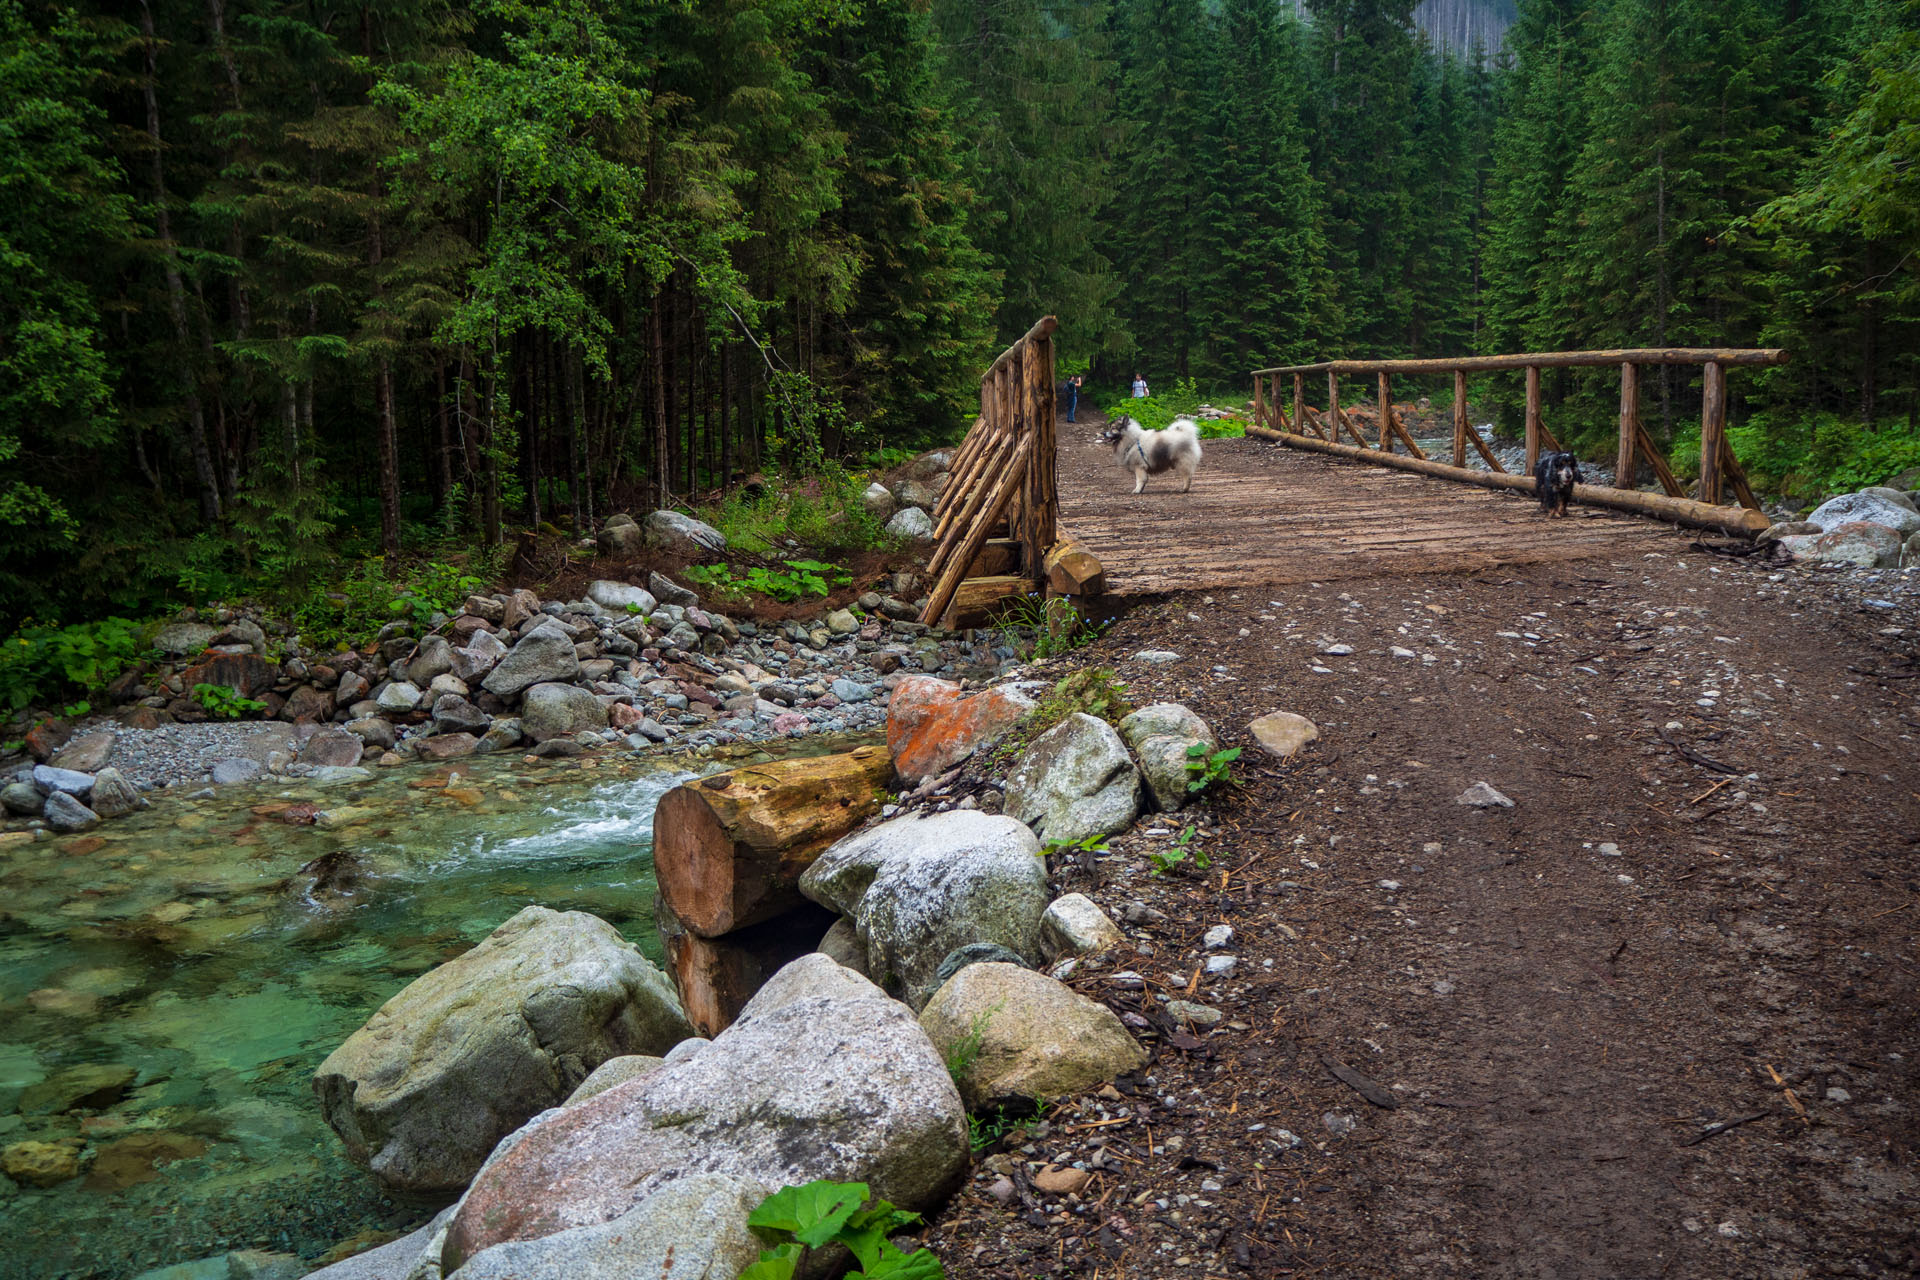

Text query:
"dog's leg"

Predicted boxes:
[[1133, 469, 1147, 495], [1182, 466, 1194, 493]]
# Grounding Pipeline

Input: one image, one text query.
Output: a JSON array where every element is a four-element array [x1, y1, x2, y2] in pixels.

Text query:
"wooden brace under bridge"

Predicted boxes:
[[921, 316, 1106, 626], [1249, 348, 1790, 537]]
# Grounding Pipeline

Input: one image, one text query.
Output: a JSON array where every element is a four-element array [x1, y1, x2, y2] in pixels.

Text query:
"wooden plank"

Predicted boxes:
[[928, 429, 1018, 579], [1720, 433, 1762, 514], [1247, 424, 1770, 536], [1383, 399, 1427, 460], [921, 432, 1034, 625], [1044, 531, 1106, 596], [941, 575, 1041, 629], [966, 538, 1021, 578], [1453, 370, 1469, 468], [1616, 363, 1639, 489], [1699, 360, 1727, 506], [1299, 404, 1330, 443], [1255, 348, 1791, 377]]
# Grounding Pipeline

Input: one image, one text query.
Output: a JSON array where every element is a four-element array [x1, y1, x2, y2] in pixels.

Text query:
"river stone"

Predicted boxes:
[[432, 695, 491, 734], [446, 1172, 767, 1280], [885, 507, 933, 541], [20, 1062, 137, 1114], [647, 571, 698, 608], [1004, 713, 1142, 845], [44, 791, 100, 833], [1776, 521, 1905, 568], [1457, 781, 1515, 809], [312, 905, 694, 1195], [479, 719, 524, 753], [919, 963, 1146, 1111], [933, 942, 1028, 986], [1249, 711, 1319, 761], [408, 637, 456, 686], [440, 954, 966, 1271], [482, 630, 580, 698], [182, 652, 279, 699], [51, 730, 116, 773], [1119, 703, 1215, 812], [588, 581, 656, 616], [345, 718, 398, 751], [520, 683, 608, 743], [563, 1055, 667, 1106], [2, 781, 44, 816], [887, 675, 1036, 785], [298, 728, 366, 769], [88, 767, 146, 819], [132, 1251, 306, 1280], [800, 810, 1049, 1009], [1039, 894, 1125, 960], [643, 510, 727, 555], [817, 916, 870, 976], [1757, 520, 1821, 545], [376, 682, 424, 714], [862, 482, 896, 519], [2, 1140, 81, 1187], [1906, 530, 1920, 568], [32, 764, 94, 797], [153, 622, 220, 657], [1808, 490, 1920, 536], [415, 734, 480, 763], [451, 630, 509, 683], [210, 757, 262, 785]]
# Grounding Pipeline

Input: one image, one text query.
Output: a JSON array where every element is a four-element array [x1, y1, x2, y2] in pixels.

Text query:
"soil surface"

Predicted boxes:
[[922, 508, 1920, 1277]]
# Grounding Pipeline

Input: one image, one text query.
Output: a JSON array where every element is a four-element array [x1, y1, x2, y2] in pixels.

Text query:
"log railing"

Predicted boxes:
[[1249, 349, 1789, 536], [922, 317, 1103, 626]]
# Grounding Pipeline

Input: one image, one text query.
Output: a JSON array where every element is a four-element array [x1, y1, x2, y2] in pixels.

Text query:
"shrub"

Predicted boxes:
[[0, 616, 146, 713], [697, 464, 893, 555]]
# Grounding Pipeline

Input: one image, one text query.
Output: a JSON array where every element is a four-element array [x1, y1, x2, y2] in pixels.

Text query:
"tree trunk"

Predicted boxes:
[[657, 899, 839, 1038], [653, 745, 892, 937]]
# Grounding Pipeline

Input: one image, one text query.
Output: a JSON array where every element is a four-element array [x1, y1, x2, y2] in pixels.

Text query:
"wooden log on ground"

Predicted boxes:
[[1256, 348, 1791, 376], [658, 898, 839, 1038], [941, 575, 1041, 629], [1044, 531, 1106, 597], [1245, 422, 1770, 536], [654, 744, 892, 937]]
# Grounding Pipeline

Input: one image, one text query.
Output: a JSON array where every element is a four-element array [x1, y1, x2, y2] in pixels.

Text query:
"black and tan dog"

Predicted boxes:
[[1534, 450, 1581, 517]]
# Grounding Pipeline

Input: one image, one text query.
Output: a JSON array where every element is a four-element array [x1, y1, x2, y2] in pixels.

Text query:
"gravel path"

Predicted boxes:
[[58, 721, 299, 791]]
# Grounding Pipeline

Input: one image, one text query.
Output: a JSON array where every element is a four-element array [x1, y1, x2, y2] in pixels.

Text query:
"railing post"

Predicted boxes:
[[1327, 370, 1343, 447], [1293, 374, 1305, 439], [1699, 360, 1726, 505], [1616, 362, 1639, 491], [1452, 370, 1468, 468], [1524, 365, 1543, 474], [1377, 371, 1393, 454], [1254, 374, 1267, 432]]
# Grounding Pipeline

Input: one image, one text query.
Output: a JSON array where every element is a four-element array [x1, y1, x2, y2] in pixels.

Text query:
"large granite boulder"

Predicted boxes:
[[586, 580, 655, 616], [885, 507, 933, 541], [409, 637, 457, 686], [439, 954, 966, 1272], [919, 963, 1145, 1110], [1808, 490, 1920, 537], [643, 510, 727, 555], [1004, 713, 1142, 844], [1118, 702, 1214, 812], [51, 730, 116, 773], [312, 905, 693, 1195], [799, 810, 1049, 1009], [519, 683, 608, 743], [1775, 521, 1905, 568], [596, 515, 645, 558], [451, 630, 509, 684], [181, 652, 279, 699], [481, 630, 580, 698], [152, 622, 219, 657], [887, 675, 1035, 785]]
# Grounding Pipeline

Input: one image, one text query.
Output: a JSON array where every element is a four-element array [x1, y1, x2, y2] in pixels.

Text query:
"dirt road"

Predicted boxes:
[[925, 461, 1920, 1278]]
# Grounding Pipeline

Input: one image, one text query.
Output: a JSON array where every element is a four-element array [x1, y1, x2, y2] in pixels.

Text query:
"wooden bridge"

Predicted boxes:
[[922, 322, 1786, 622]]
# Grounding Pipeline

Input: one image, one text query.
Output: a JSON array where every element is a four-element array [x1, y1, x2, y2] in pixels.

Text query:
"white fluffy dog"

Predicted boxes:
[[1100, 416, 1202, 494]]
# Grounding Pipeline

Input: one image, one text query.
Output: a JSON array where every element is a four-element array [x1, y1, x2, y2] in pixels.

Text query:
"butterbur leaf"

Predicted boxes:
[[1211, 747, 1241, 765], [860, 1243, 947, 1279], [748, 1179, 870, 1248], [737, 1242, 803, 1280], [1186, 741, 1210, 759], [841, 1203, 924, 1269]]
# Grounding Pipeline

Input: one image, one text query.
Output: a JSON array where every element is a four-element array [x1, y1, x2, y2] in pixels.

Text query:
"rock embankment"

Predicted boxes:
[[1760, 483, 1920, 568]]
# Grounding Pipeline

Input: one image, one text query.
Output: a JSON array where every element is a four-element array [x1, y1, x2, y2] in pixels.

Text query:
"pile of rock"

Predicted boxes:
[[862, 450, 953, 542], [1759, 483, 1920, 568]]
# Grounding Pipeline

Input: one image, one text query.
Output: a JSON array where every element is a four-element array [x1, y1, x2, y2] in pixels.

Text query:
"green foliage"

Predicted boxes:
[[943, 1002, 1003, 1087], [192, 682, 267, 721], [1042, 832, 1111, 860], [683, 559, 852, 603], [1148, 825, 1212, 877], [697, 466, 891, 556], [1104, 377, 1204, 431], [1185, 743, 1243, 795], [0, 616, 145, 713], [997, 596, 1106, 662], [744, 1180, 943, 1280], [1669, 411, 1920, 501], [294, 559, 484, 652]]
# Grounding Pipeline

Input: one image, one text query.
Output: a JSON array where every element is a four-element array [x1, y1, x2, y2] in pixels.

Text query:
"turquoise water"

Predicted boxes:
[[0, 752, 701, 1279]]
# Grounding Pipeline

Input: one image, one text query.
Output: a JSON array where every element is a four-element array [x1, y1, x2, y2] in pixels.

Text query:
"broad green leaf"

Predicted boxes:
[[737, 1242, 802, 1280], [747, 1179, 870, 1248]]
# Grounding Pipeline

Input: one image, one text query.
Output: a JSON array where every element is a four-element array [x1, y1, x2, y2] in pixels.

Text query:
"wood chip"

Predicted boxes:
[[1320, 1053, 1398, 1109]]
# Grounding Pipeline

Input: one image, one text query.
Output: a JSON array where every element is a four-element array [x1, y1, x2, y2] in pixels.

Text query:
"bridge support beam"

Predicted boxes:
[[1246, 423, 1770, 538]]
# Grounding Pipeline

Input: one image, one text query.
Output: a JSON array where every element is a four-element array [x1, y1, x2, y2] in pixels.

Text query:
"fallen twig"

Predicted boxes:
[[1657, 727, 1742, 775], [1320, 1054, 1398, 1109], [1680, 1111, 1772, 1146]]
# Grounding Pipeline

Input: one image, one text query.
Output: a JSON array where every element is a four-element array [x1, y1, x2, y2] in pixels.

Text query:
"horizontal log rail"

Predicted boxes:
[[925, 316, 1102, 626], [1249, 347, 1785, 524]]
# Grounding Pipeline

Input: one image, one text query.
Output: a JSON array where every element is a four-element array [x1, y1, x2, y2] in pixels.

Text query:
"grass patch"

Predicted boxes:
[[695, 464, 895, 555], [986, 668, 1133, 773]]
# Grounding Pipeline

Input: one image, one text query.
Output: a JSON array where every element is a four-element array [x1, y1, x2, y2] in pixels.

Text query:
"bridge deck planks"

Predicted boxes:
[[1059, 434, 1680, 597]]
